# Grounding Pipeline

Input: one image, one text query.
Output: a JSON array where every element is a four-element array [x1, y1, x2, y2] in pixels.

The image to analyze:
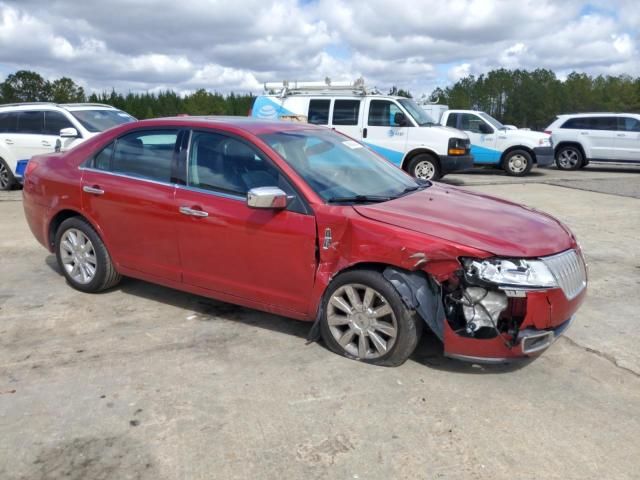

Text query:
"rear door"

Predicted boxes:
[[11, 111, 52, 160], [585, 116, 618, 160], [362, 99, 408, 166], [615, 117, 640, 161], [174, 130, 317, 314], [81, 128, 183, 281], [457, 113, 500, 164], [329, 99, 363, 141]]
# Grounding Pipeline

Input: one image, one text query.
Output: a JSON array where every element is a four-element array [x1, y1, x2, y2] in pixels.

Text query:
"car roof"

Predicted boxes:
[[0, 102, 120, 112], [131, 116, 329, 135]]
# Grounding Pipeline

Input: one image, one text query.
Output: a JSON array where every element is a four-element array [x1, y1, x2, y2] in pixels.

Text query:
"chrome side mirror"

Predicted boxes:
[[60, 127, 79, 138], [247, 186, 288, 209]]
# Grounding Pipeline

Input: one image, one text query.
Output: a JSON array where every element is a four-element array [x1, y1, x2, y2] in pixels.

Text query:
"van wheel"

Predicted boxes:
[[0, 158, 16, 191], [55, 217, 121, 293], [320, 269, 422, 367], [556, 146, 583, 170], [407, 154, 441, 181], [502, 150, 533, 176]]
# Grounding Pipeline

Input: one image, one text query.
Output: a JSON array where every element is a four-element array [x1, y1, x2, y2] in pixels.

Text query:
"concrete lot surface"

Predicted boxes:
[[1, 164, 639, 479]]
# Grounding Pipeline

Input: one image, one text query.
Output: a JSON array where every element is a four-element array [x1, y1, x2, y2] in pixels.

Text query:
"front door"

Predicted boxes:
[[81, 129, 183, 281], [458, 113, 500, 164], [175, 130, 317, 314], [615, 117, 640, 161], [363, 99, 408, 167]]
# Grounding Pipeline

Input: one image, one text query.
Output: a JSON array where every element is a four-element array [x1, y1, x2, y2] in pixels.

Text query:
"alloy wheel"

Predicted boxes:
[[558, 149, 580, 168], [0, 162, 10, 189], [326, 283, 398, 360], [59, 228, 98, 284]]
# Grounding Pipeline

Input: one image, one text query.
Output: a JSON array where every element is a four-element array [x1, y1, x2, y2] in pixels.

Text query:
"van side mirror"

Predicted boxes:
[[60, 127, 79, 138], [247, 186, 288, 209], [394, 112, 408, 126]]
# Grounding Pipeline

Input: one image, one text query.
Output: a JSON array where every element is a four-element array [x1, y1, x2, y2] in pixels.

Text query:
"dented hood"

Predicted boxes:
[[353, 184, 573, 258]]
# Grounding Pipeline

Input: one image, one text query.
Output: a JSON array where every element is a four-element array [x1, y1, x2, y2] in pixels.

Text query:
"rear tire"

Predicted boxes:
[[407, 154, 441, 181], [555, 146, 583, 170], [0, 158, 16, 191], [320, 269, 422, 367], [502, 149, 533, 176], [55, 217, 121, 293]]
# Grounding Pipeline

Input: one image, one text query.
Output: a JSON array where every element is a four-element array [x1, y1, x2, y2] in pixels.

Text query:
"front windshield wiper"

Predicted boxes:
[[397, 181, 431, 195], [327, 195, 395, 204]]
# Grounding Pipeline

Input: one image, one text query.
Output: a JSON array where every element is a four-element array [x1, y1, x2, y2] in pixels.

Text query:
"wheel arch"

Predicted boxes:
[[554, 141, 586, 161], [400, 148, 440, 172], [500, 145, 535, 164], [48, 209, 105, 252]]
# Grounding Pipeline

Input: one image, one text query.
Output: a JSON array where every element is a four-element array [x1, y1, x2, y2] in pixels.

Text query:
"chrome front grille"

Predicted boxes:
[[541, 249, 587, 300]]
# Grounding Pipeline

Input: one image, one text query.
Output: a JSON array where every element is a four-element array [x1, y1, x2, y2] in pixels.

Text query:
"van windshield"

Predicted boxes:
[[398, 98, 435, 126], [260, 129, 424, 203]]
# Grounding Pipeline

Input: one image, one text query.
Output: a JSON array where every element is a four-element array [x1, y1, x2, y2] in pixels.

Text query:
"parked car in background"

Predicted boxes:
[[23, 116, 587, 366], [422, 105, 554, 176], [0, 102, 136, 190], [250, 79, 473, 181], [545, 113, 640, 169]]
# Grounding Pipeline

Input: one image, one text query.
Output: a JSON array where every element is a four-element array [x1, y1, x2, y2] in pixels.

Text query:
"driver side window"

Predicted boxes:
[[460, 113, 490, 134], [368, 100, 403, 127]]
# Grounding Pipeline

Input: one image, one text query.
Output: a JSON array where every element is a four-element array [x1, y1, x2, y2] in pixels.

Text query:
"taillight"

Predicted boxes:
[[25, 161, 38, 178]]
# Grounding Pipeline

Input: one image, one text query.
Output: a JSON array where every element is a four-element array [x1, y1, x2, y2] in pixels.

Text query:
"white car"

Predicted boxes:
[[545, 113, 640, 170], [434, 109, 554, 176], [251, 79, 473, 181], [0, 102, 136, 190]]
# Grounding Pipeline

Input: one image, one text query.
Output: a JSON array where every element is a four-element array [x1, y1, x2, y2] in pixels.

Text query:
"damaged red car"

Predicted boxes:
[[22, 118, 587, 366]]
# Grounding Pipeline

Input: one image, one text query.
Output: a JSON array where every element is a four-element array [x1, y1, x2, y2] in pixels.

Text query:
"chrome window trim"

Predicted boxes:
[[175, 183, 245, 202], [78, 166, 176, 188]]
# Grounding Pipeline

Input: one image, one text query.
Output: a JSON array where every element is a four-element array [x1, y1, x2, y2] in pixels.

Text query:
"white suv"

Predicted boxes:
[[545, 113, 640, 170], [0, 103, 136, 190]]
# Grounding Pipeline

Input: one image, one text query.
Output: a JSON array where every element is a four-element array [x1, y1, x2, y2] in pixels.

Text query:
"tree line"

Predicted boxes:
[[2, 69, 639, 130]]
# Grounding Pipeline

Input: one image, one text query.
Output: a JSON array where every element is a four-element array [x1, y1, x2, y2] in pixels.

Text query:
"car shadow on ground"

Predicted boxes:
[[45, 255, 536, 374]]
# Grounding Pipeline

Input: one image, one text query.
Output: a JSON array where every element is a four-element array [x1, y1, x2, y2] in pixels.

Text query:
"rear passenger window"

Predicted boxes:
[[619, 117, 640, 132], [0, 112, 18, 133], [16, 111, 44, 134], [308, 100, 330, 125], [332, 100, 360, 126], [44, 111, 75, 136], [446, 113, 458, 128], [109, 130, 178, 182], [589, 117, 617, 131]]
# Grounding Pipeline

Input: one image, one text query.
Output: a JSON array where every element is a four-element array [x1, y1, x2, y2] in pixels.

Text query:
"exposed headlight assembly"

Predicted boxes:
[[463, 258, 558, 289]]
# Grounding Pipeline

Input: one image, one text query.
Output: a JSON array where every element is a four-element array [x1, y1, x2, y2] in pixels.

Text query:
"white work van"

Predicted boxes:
[[423, 106, 554, 176], [250, 80, 473, 180]]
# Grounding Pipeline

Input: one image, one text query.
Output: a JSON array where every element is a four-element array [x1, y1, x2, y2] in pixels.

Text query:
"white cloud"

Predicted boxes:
[[0, 0, 638, 97]]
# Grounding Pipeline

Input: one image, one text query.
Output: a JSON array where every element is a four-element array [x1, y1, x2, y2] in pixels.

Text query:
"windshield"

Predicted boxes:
[[398, 98, 435, 126], [479, 112, 505, 130], [259, 129, 421, 202], [70, 109, 136, 133]]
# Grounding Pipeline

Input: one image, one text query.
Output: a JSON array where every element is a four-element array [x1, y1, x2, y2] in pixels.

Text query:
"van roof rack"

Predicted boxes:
[[264, 77, 380, 97], [0, 102, 116, 109]]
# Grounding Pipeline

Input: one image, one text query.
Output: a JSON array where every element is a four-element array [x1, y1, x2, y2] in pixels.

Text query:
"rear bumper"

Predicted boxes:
[[441, 154, 474, 174], [533, 147, 554, 167]]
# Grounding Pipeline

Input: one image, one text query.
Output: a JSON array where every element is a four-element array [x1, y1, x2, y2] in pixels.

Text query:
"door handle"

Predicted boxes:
[[363, 127, 368, 139], [179, 206, 208, 218], [82, 185, 105, 195], [616, 133, 626, 137], [42, 141, 51, 147], [4, 139, 13, 145], [580, 131, 589, 135]]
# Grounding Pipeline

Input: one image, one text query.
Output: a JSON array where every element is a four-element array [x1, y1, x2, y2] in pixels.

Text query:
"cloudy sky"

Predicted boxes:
[[0, 0, 638, 97]]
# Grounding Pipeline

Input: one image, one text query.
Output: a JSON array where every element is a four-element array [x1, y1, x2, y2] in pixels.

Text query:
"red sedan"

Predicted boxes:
[[22, 117, 587, 366]]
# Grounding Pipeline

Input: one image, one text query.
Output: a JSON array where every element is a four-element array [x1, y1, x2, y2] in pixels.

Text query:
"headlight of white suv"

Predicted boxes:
[[463, 258, 558, 288]]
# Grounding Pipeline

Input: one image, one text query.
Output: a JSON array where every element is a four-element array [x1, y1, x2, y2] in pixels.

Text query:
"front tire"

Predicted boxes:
[[555, 146, 583, 170], [320, 270, 422, 367], [502, 149, 533, 176], [0, 158, 16, 191], [55, 217, 121, 293], [407, 154, 441, 181]]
